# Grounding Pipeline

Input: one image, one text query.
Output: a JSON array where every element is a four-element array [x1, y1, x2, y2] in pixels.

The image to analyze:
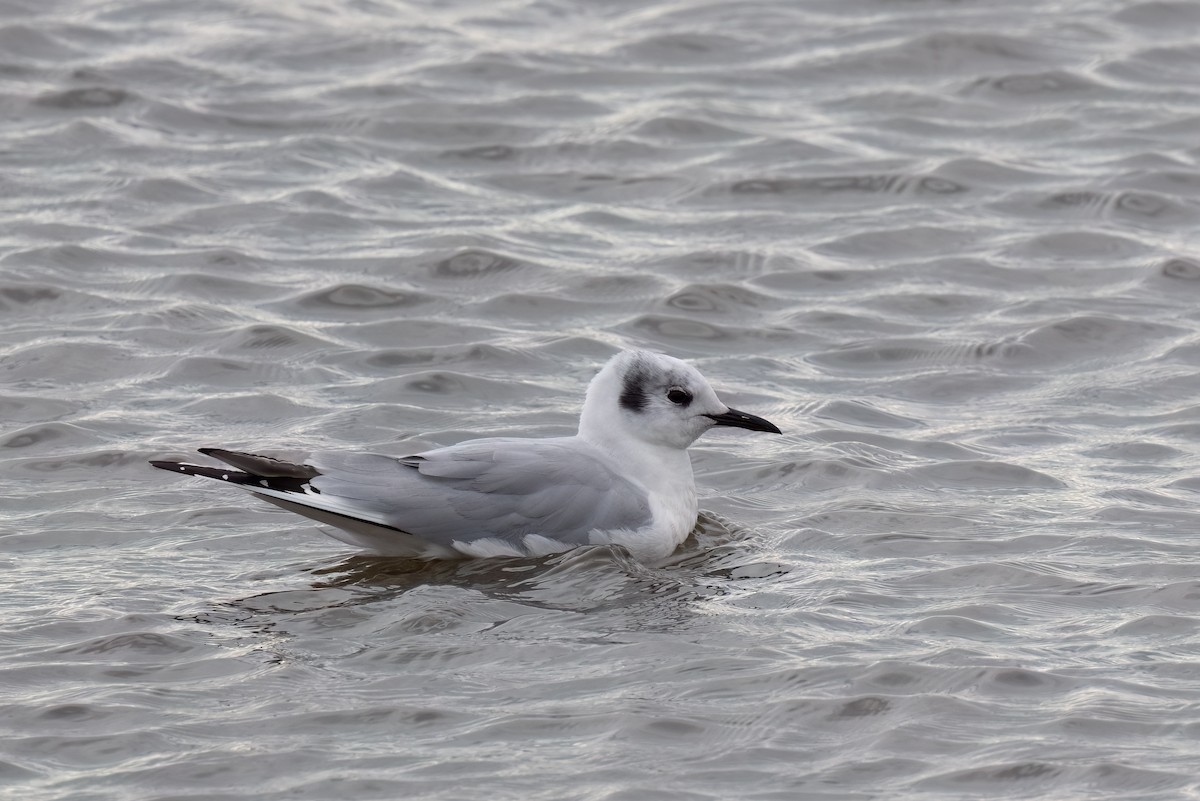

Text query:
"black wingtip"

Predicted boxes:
[[197, 448, 319, 480], [151, 453, 316, 492], [149, 459, 265, 487]]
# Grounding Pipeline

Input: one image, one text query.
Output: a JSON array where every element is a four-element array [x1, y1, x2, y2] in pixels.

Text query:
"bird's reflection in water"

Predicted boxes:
[[218, 512, 791, 631]]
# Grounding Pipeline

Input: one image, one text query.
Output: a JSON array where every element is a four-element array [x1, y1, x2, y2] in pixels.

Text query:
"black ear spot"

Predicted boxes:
[[666, 387, 693, 406], [620, 367, 650, 412]]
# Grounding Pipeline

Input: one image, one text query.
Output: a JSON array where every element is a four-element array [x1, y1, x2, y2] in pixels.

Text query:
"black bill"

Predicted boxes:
[[705, 407, 782, 434]]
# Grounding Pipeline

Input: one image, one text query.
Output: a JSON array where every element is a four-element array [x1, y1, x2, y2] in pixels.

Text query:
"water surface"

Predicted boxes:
[[4, 0, 1200, 798]]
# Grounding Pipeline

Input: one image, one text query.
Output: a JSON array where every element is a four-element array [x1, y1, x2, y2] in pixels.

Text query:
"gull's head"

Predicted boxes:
[[578, 350, 781, 450]]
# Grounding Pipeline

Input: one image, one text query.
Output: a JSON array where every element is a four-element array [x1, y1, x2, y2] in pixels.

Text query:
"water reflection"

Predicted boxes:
[[213, 513, 791, 635]]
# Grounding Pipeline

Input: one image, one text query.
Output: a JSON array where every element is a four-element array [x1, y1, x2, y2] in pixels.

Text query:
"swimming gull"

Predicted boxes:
[[150, 349, 781, 560]]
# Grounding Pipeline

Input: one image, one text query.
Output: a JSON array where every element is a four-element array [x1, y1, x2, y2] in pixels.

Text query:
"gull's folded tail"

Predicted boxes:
[[150, 450, 443, 556]]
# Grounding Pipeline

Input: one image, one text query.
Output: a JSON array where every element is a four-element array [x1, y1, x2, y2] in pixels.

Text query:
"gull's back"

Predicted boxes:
[[271, 437, 653, 558]]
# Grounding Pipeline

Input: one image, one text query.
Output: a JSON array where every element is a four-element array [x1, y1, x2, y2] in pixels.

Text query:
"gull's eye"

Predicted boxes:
[[666, 387, 692, 406]]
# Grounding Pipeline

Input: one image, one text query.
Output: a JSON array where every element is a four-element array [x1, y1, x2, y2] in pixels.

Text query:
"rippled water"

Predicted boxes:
[[4, 0, 1200, 798]]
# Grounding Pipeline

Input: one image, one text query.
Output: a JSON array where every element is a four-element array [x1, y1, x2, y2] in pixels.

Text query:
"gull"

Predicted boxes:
[[150, 349, 780, 560]]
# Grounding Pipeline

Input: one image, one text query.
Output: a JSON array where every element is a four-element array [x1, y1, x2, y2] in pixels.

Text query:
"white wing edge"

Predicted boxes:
[[241, 485, 457, 559]]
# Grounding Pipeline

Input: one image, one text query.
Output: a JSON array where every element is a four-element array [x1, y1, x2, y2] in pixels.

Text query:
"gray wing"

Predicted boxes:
[[306, 437, 653, 548]]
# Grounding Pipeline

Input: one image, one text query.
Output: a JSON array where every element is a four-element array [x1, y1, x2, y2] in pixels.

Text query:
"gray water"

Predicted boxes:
[[4, 0, 1200, 798]]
